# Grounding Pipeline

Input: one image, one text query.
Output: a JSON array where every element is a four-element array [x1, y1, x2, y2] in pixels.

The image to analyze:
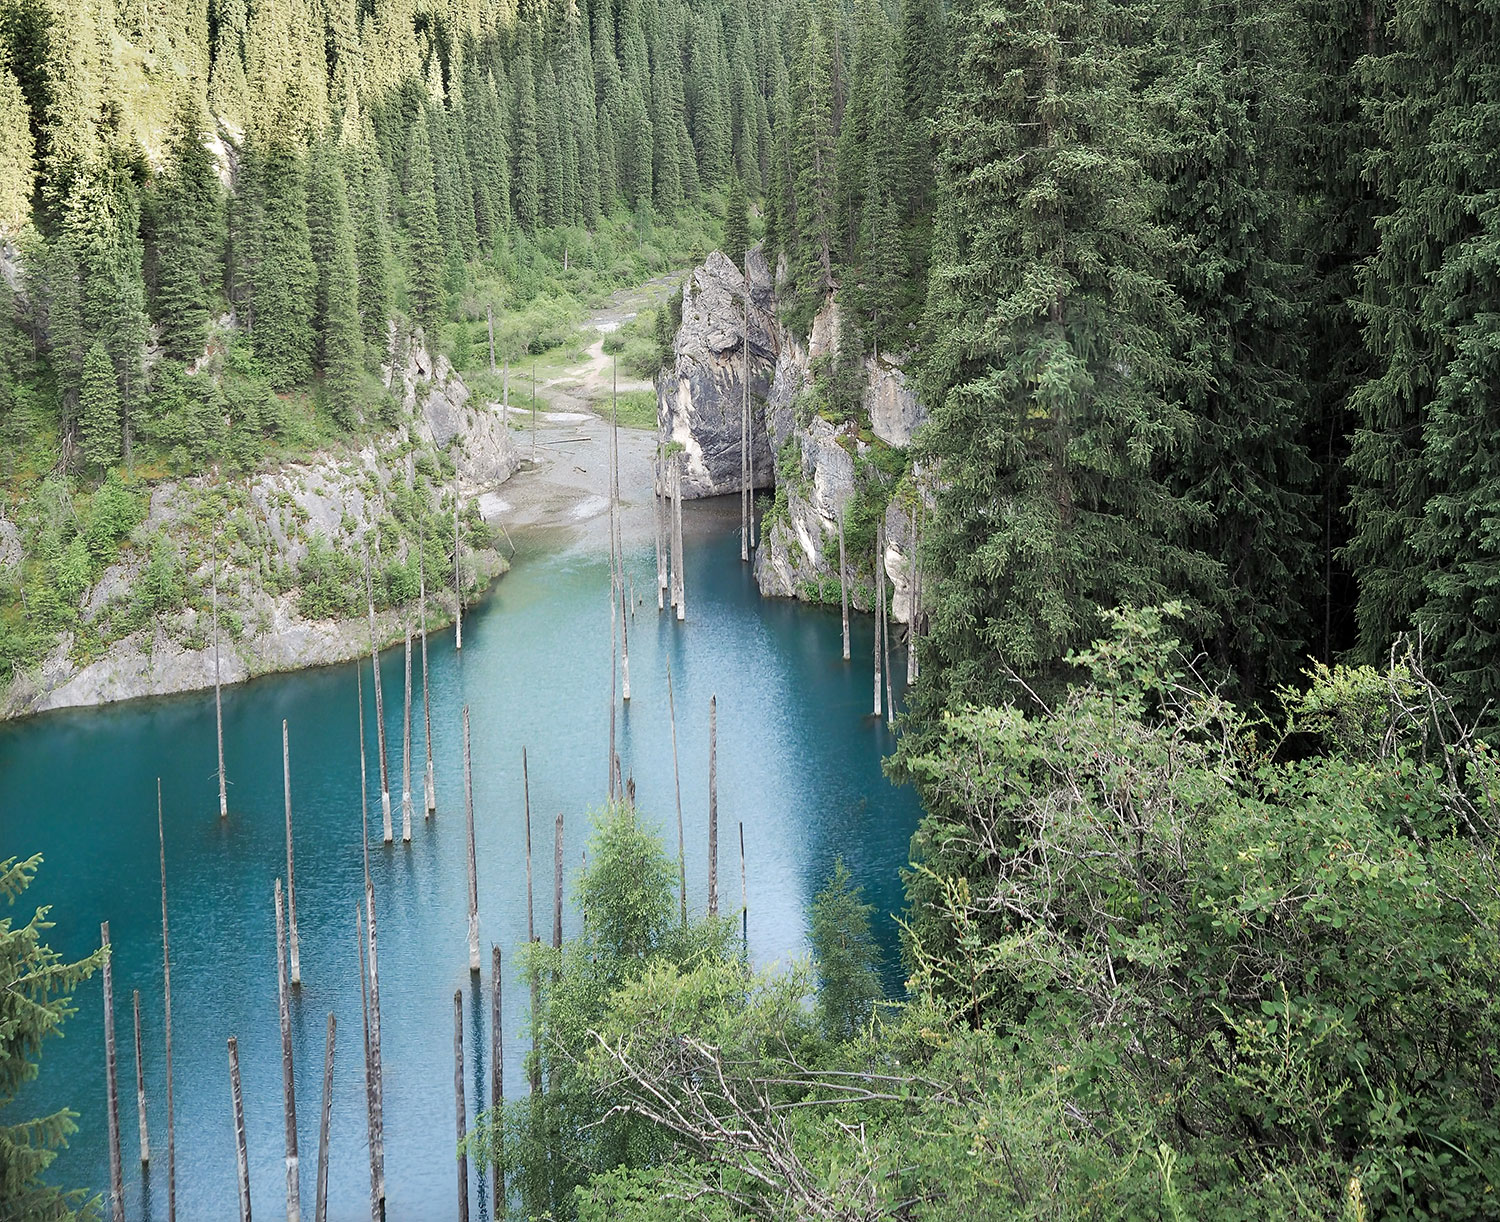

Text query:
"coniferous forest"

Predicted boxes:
[[2, 0, 1499, 1214]]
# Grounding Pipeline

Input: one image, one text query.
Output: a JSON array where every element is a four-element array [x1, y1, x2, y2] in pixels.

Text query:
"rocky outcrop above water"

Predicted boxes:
[[1, 331, 519, 720], [657, 250, 779, 498], [657, 248, 933, 624], [746, 296, 929, 624]]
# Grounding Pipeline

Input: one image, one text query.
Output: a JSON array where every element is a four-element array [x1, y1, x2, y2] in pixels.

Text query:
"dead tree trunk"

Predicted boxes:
[[367, 567, 392, 842], [909, 502, 922, 684], [531, 362, 537, 464], [365, 887, 386, 1214], [453, 990, 470, 1222], [873, 541, 884, 719], [131, 989, 148, 1165], [522, 748, 535, 945], [490, 944, 503, 1210], [213, 546, 227, 818], [503, 359, 509, 428], [654, 454, 666, 611], [275, 879, 301, 1222], [101, 923, 124, 1222], [667, 659, 686, 926], [708, 695, 718, 917], [357, 907, 378, 1222], [282, 720, 302, 985], [157, 780, 176, 1221], [314, 1013, 336, 1222], [419, 538, 435, 814], [454, 479, 463, 652], [876, 521, 888, 722], [401, 632, 414, 839], [739, 821, 748, 950], [228, 1036, 251, 1222], [609, 520, 618, 803], [741, 293, 750, 563], [838, 513, 850, 662], [674, 459, 687, 621], [463, 707, 480, 973], [552, 812, 564, 949]]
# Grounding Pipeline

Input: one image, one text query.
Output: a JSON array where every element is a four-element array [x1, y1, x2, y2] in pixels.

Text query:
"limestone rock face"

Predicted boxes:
[[864, 358, 927, 448], [0, 516, 21, 570], [400, 337, 521, 488], [657, 250, 779, 498], [749, 295, 930, 624], [2, 335, 517, 720]]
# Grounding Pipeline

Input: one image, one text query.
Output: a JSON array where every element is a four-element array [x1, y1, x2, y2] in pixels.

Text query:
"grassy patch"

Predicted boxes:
[[590, 389, 658, 431]]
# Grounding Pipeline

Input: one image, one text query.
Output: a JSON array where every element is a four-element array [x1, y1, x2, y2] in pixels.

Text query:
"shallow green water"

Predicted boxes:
[[4, 501, 919, 1220]]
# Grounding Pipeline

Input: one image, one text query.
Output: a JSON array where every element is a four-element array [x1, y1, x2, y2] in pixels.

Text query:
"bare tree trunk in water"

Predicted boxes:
[[228, 1036, 251, 1222], [274, 879, 301, 1222], [102, 923, 123, 1222]]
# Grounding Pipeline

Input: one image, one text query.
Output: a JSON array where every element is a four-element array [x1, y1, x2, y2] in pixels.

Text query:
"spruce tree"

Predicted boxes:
[[0, 855, 104, 1222], [250, 141, 318, 389], [1154, 0, 1318, 696], [352, 134, 394, 363], [789, 17, 838, 314], [538, 63, 565, 229], [0, 62, 34, 238], [1352, 0, 1500, 714], [79, 339, 122, 469], [723, 172, 748, 265], [150, 90, 223, 363], [404, 116, 446, 341], [310, 155, 363, 425], [916, 0, 1204, 705], [511, 50, 541, 231]]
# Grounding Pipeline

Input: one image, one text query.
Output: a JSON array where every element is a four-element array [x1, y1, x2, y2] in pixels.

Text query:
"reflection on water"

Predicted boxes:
[[5, 502, 919, 1220]]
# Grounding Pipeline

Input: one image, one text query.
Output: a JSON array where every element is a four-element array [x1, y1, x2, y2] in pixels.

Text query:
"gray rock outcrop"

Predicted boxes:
[[657, 250, 779, 498], [1, 333, 519, 720]]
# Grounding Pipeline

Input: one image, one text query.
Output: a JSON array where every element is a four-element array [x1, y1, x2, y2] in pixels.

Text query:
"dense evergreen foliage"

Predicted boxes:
[[0, 855, 103, 1221], [2, 0, 1498, 1212]]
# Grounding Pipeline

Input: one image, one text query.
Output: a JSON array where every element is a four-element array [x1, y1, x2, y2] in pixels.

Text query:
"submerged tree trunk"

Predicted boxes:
[[213, 544, 226, 818], [453, 990, 470, 1222], [275, 879, 301, 1222], [314, 1013, 336, 1222], [463, 707, 480, 972], [367, 567, 392, 842], [157, 779, 176, 1221], [553, 812, 564, 949], [419, 540, 436, 814], [838, 513, 850, 662], [228, 1036, 251, 1222], [282, 720, 301, 984], [668, 659, 686, 926], [454, 479, 463, 652], [102, 922, 124, 1222], [401, 633, 413, 839], [708, 695, 718, 917], [132, 990, 149, 1165], [490, 944, 503, 1210]]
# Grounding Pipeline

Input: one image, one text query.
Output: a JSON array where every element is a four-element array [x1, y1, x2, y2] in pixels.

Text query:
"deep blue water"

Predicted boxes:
[[3, 502, 920, 1220]]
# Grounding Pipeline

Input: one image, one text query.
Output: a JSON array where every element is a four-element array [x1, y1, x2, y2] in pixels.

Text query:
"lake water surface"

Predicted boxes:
[[5, 502, 919, 1220]]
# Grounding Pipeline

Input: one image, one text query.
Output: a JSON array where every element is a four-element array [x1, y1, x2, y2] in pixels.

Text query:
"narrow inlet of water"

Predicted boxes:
[[5, 500, 920, 1220]]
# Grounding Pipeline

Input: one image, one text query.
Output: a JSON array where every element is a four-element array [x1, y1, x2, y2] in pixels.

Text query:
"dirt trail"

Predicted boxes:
[[538, 270, 681, 408], [480, 269, 688, 549]]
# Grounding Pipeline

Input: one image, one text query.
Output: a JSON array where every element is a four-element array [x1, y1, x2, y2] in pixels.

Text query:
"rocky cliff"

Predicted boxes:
[[656, 250, 780, 498], [1, 332, 520, 719], [656, 254, 930, 628]]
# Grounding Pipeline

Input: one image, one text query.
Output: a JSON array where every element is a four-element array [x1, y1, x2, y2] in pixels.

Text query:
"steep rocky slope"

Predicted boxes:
[[1, 334, 520, 718], [658, 250, 930, 628]]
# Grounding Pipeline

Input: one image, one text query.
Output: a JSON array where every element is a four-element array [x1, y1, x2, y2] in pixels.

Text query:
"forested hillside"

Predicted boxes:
[[3, 0, 1499, 1212]]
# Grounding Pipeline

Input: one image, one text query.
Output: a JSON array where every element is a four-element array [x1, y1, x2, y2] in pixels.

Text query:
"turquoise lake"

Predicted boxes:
[[4, 501, 920, 1220]]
